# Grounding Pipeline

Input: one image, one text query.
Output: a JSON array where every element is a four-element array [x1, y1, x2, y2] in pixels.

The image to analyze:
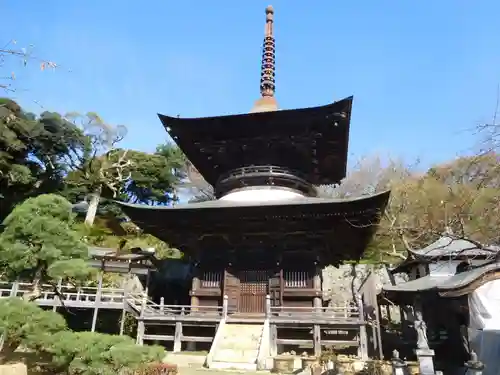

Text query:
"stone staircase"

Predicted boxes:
[[208, 323, 265, 370]]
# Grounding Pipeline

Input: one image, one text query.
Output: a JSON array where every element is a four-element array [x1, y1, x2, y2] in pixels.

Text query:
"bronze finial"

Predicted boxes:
[[251, 5, 278, 113], [261, 5, 275, 97]]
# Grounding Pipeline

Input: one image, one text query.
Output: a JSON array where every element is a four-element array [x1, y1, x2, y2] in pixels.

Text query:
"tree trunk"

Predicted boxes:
[[85, 186, 101, 227], [23, 268, 43, 301], [0, 340, 20, 364]]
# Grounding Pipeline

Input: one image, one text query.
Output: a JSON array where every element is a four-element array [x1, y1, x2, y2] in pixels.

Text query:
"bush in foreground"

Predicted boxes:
[[0, 298, 166, 374], [40, 331, 165, 375], [0, 297, 67, 360]]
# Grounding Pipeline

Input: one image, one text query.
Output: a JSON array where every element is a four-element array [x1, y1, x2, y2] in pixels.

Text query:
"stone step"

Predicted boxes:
[[212, 349, 260, 363], [209, 361, 258, 371], [222, 326, 262, 332], [208, 323, 264, 370], [219, 333, 262, 341], [218, 341, 260, 350]]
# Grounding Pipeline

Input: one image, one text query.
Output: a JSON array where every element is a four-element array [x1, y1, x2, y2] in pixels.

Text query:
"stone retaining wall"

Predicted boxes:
[[322, 264, 407, 305]]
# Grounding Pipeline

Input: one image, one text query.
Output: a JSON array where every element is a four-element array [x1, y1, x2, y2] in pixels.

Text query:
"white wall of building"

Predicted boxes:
[[219, 187, 305, 202]]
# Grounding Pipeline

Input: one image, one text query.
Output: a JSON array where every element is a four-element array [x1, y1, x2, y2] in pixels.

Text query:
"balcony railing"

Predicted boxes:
[[215, 165, 316, 198]]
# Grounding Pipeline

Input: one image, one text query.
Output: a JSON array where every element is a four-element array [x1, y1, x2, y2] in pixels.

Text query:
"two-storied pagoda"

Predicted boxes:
[[117, 6, 390, 314]]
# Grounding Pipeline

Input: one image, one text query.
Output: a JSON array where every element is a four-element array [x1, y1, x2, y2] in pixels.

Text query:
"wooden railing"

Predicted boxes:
[[126, 293, 224, 320], [283, 270, 313, 288], [1, 281, 363, 324], [0, 281, 125, 306], [126, 293, 362, 323], [269, 304, 360, 318], [200, 271, 222, 288]]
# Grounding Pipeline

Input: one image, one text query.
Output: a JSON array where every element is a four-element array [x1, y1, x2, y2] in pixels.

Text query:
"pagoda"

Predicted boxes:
[[117, 6, 390, 314]]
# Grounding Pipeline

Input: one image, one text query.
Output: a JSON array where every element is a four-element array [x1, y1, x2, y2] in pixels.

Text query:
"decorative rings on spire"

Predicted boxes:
[[260, 35, 276, 97]]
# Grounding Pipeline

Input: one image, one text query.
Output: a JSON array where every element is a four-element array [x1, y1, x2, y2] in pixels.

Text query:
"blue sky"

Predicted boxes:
[[2, 0, 500, 170]]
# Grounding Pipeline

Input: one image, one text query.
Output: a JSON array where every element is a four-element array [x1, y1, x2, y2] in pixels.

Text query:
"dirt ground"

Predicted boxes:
[[178, 368, 270, 375], [164, 354, 271, 375]]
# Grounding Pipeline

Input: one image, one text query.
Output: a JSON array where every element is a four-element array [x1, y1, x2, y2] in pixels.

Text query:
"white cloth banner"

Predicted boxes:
[[468, 280, 500, 375], [468, 279, 500, 330], [469, 329, 500, 375]]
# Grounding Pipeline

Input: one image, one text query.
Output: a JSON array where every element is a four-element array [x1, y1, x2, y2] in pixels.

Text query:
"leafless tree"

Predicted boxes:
[[181, 161, 216, 203], [1, 40, 59, 96], [476, 84, 500, 155], [319, 153, 500, 262], [65, 112, 131, 226]]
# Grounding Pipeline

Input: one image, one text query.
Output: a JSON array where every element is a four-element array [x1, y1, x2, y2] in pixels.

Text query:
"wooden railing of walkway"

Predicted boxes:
[[125, 293, 364, 325], [0, 281, 125, 309], [128, 294, 368, 358], [0, 282, 370, 358]]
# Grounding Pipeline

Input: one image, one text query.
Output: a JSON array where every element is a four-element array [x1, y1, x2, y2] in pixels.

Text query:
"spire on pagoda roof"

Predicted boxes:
[[251, 5, 278, 113]]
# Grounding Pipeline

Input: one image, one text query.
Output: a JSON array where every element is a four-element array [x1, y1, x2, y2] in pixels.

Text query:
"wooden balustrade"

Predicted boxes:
[[283, 270, 313, 288], [1, 281, 362, 325], [1, 282, 370, 357], [200, 271, 222, 288], [0, 281, 125, 307], [127, 293, 362, 324]]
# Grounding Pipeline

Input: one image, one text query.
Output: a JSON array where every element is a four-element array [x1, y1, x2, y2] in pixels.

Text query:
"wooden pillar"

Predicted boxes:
[[313, 265, 322, 309], [136, 293, 147, 345], [119, 277, 127, 335], [184, 303, 194, 350], [91, 272, 103, 333], [191, 276, 201, 310], [119, 310, 126, 335], [159, 297, 165, 315], [10, 280, 19, 297], [173, 322, 183, 352], [136, 321, 145, 346], [76, 286, 82, 301], [222, 295, 228, 319], [356, 293, 369, 360], [9, 280, 19, 297], [313, 324, 321, 357], [270, 324, 278, 357]]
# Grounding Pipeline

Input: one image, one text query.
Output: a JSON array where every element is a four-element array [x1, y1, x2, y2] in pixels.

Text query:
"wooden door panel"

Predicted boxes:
[[268, 269, 283, 307], [239, 270, 270, 313], [223, 269, 240, 313]]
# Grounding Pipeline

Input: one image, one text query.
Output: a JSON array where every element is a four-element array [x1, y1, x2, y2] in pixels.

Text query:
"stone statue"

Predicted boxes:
[[414, 311, 429, 349]]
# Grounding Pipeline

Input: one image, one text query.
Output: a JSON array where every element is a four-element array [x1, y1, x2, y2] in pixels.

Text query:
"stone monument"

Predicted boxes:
[[391, 349, 406, 375], [414, 312, 435, 375], [465, 351, 484, 375]]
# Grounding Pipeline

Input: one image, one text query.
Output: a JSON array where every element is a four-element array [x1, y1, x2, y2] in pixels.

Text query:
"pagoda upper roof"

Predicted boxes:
[[159, 96, 353, 187], [115, 190, 390, 264]]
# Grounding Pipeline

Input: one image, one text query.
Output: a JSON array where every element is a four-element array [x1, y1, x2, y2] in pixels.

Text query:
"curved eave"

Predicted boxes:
[[158, 96, 353, 127], [115, 190, 390, 262], [117, 189, 388, 212], [390, 236, 499, 275], [158, 97, 353, 186], [383, 262, 500, 299], [390, 257, 420, 275]]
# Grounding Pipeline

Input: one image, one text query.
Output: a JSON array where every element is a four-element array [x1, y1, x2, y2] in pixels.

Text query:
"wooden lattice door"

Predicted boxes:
[[239, 270, 270, 313], [223, 269, 240, 313], [268, 269, 283, 307]]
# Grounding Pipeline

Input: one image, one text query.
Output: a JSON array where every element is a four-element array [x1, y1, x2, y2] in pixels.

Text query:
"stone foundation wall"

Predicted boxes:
[[322, 264, 407, 305]]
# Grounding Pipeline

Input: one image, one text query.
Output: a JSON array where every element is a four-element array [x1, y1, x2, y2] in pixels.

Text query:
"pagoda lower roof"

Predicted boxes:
[[159, 97, 353, 186], [115, 191, 390, 264]]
